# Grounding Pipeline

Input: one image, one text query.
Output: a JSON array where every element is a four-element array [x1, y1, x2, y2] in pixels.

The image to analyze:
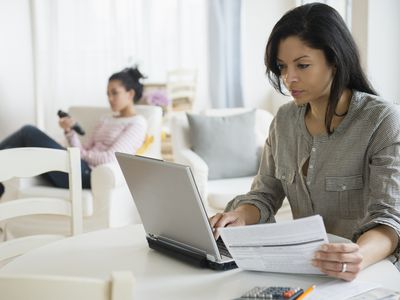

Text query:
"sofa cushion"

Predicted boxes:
[[207, 176, 254, 210], [136, 134, 154, 155], [186, 110, 259, 179], [207, 176, 293, 221]]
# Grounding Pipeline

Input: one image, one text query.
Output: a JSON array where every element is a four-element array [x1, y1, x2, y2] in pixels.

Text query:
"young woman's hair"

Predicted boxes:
[[265, 3, 377, 134], [109, 66, 146, 103]]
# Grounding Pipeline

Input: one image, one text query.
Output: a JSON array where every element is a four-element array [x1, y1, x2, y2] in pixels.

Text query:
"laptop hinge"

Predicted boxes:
[[147, 234, 209, 268]]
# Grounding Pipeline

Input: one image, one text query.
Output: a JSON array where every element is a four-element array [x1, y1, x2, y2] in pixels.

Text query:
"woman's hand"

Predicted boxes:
[[58, 117, 75, 133], [209, 211, 247, 239], [209, 204, 260, 239], [312, 243, 363, 281]]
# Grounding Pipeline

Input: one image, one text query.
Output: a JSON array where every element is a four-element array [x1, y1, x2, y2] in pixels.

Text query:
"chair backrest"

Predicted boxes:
[[166, 69, 197, 109], [170, 108, 274, 163], [0, 271, 134, 300], [0, 147, 82, 261], [68, 105, 163, 158]]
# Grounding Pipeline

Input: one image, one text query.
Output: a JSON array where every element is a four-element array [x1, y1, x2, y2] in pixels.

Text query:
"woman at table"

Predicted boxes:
[[210, 3, 400, 281], [0, 67, 147, 196]]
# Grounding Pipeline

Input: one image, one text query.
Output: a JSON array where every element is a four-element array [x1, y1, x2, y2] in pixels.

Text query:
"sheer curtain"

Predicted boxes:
[[30, 0, 207, 135], [207, 0, 243, 108]]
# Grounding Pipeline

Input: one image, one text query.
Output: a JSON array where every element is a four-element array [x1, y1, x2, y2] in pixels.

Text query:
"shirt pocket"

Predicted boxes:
[[325, 175, 364, 219]]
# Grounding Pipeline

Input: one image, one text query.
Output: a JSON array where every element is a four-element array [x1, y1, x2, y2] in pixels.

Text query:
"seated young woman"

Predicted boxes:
[[0, 67, 147, 196]]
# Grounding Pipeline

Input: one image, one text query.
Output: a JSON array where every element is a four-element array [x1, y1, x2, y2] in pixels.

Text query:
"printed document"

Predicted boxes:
[[218, 215, 328, 274]]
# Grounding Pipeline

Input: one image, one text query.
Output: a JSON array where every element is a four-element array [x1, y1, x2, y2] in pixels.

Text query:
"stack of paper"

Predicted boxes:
[[219, 215, 328, 274]]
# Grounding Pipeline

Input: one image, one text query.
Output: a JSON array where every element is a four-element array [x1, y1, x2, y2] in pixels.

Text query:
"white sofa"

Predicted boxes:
[[170, 108, 270, 214], [1, 105, 163, 237]]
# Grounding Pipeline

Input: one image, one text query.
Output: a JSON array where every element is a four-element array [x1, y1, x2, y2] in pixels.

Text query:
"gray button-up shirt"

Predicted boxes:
[[226, 91, 400, 261]]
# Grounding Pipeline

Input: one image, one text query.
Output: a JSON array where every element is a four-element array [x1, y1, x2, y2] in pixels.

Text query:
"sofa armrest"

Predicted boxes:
[[90, 163, 126, 190], [175, 149, 208, 200], [89, 162, 141, 228]]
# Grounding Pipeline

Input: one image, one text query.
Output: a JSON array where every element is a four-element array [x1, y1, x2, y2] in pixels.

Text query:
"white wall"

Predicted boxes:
[[351, 0, 369, 72], [241, 0, 295, 114], [366, 0, 400, 103], [0, 0, 35, 139]]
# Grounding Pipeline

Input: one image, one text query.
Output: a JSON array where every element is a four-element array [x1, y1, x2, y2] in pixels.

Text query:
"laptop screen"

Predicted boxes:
[[115, 153, 221, 259]]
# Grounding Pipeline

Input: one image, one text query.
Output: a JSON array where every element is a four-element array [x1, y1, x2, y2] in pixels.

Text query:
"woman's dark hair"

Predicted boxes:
[[265, 3, 377, 134], [109, 66, 146, 103]]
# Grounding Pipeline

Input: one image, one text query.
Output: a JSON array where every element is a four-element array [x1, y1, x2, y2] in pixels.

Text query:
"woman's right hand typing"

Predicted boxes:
[[209, 204, 260, 239]]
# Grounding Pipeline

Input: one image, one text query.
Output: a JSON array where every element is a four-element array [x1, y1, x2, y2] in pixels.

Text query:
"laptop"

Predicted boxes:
[[115, 153, 237, 270]]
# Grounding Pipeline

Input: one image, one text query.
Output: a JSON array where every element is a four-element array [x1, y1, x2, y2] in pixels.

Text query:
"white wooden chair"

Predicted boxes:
[[0, 271, 134, 300], [0, 147, 82, 262]]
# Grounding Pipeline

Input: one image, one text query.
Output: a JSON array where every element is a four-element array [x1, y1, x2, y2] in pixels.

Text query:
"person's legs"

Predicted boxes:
[[43, 159, 92, 189], [0, 125, 65, 196], [80, 160, 92, 189], [0, 124, 91, 191], [1, 161, 91, 195], [0, 183, 4, 198], [0, 125, 65, 150]]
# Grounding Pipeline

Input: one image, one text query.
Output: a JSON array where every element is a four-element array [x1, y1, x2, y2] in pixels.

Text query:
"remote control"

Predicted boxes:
[[57, 110, 85, 135]]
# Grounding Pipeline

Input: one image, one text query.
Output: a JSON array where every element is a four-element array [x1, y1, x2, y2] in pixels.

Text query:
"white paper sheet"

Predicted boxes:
[[307, 280, 381, 300], [218, 215, 328, 274]]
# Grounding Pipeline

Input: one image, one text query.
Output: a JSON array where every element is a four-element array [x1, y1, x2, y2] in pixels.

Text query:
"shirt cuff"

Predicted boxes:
[[224, 197, 275, 224]]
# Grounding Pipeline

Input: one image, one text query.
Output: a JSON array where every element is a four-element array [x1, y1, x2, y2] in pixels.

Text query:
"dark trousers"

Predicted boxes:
[[0, 125, 91, 197]]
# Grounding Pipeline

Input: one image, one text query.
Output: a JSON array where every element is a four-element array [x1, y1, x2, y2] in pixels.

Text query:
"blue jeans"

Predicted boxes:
[[0, 125, 91, 197]]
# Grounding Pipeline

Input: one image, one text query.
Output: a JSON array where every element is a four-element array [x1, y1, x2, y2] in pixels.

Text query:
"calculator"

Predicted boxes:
[[234, 286, 304, 300]]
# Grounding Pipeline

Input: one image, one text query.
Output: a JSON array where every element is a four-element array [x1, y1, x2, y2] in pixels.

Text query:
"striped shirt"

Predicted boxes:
[[66, 115, 147, 168], [226, 90, 400, 262]]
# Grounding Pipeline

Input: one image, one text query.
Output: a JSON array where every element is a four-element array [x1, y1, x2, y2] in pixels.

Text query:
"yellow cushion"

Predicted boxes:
[[136, 135, 154, 155]]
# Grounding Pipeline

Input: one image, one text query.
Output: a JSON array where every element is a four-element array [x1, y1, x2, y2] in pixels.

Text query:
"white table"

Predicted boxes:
[[1, 225, 399, 299]]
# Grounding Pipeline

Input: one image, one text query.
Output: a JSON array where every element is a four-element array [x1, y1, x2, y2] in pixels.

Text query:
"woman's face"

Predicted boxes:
[[277, 36, 335, 106], [107, 80, 134, 112]]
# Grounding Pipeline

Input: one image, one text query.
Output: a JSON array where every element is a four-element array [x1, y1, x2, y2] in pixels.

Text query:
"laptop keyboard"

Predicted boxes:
[[216, 237, 232, 258]]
